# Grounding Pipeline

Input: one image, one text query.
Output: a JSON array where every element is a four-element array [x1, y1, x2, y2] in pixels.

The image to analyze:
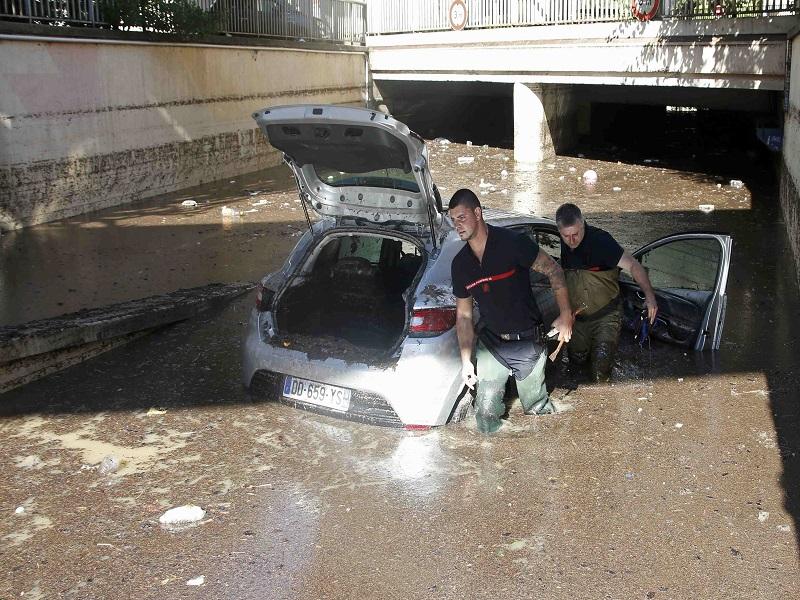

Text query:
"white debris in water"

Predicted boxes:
[[730, 179, 744, 189], [221, 206, 239, 217], [229, 180, 236, 183], [180, 200, 197, 207], [500, 169, 508, 179], [568, 167, 577, 173], [186, 576, 205, 586], [146, 407, 167, 416], [478, 178, 492, 188], [466, 140, 473, 146], [547, 163, 556, 169], [457, 156, 475, 165], [15, 506, 24, 514], [98, 455, 119, 475], [698, 204, 715, 213], [678, 378, 684, 382], [637, 407, 643, 413], [674, 423, 684, 429], [252, 199, 269, 206], [758, 511, 770, 523], [482, 144, 488, 149], [716, 183, 722, 189], [248, 190, 262, 195], [500, 189, 508, 195], [159, 505, 206, 525], [612, 187, 622, 192], [558, 175, 565, 181], [777, 524, 791, 533], [578, 153, 585, 158], [582, 169, 598, 184], [436, 138, 451, 145]]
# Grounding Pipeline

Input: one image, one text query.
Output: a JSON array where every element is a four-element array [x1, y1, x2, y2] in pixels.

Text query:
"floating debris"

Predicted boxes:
[[698, 204, 715, 213], [612, 187, 622, 192], [457, 156, 475, 165], [159, 505, 206, 525], [730, 179, 744, 189], [98, 455, 119, 475], [221, 206, 239, 217], [186, 576, 205, 586], [180, 200, 197, 208]]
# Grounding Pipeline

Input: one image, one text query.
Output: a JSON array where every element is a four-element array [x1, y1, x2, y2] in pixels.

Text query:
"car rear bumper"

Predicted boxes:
[[242, 311, 463, 426]]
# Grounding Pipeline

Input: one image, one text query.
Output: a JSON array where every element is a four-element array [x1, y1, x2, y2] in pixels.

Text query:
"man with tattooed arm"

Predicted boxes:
[[449, 189, 574, 434]]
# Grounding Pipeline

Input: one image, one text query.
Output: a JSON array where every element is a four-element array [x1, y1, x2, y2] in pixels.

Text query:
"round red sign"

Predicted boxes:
[[631, 0, 660, 21], [449, 0, 468, 31]]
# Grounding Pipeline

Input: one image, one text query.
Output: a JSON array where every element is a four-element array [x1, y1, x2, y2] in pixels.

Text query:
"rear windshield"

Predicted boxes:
[[314, 166, 420, 193]]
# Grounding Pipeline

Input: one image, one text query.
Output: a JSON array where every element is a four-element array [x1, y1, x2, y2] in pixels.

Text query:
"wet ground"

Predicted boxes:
[[1, 116, 799, 598]]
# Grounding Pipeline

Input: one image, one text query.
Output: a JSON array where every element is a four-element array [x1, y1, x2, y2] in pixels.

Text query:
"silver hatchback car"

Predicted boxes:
[[242, 105, 732, 428]]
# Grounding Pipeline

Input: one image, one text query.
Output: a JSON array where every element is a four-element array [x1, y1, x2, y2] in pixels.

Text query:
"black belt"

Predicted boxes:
[[495, 326, 542, 342]]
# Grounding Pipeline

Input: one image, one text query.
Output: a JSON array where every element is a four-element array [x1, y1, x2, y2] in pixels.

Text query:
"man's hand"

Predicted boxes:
[[644, 294, 659, 324], [618, 251, 659, 325], [462, 361, 478, 390], [551, 310, 573, 343]]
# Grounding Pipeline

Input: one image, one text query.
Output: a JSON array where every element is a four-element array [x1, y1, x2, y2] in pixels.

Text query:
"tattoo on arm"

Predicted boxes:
[[532, 251, 566, 290]]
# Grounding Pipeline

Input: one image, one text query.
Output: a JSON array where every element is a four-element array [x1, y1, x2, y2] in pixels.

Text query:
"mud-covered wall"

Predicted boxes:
[[0, 35, 367, 230], [780, 32, 800, 287]]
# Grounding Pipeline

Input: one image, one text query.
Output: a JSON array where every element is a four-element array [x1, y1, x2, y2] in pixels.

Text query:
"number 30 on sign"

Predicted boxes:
[[449, 0, 468, 31]]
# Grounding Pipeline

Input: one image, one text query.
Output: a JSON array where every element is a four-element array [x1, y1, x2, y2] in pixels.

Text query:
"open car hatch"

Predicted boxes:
[[252, 105, 441, 234]]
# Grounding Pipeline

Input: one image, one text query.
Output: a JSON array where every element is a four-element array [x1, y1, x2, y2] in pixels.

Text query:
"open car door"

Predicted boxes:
[[620, 233, 732, 351]]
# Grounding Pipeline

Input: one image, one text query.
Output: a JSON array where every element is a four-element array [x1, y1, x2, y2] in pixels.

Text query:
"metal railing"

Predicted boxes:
[[0, 0, 367, 43], [366, 0, 797, 34]]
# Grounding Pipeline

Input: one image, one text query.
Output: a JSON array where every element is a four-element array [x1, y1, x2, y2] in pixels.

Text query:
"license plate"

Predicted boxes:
[[282, 375, 352, 412]]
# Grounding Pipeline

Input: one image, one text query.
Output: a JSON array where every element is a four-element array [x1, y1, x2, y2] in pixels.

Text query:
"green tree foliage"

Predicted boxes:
[[98, 0, 221, 35]]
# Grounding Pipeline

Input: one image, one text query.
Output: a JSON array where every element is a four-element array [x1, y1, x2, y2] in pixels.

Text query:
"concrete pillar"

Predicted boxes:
[[513, 83, 579, 165]]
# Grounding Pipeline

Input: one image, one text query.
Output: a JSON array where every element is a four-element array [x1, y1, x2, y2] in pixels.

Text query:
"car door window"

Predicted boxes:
[[622, 238, 721, 293]]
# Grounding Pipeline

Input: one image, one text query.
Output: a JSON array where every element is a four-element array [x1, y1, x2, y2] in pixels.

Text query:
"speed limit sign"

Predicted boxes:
[[449, 0, 468, 31], [631, 0, 660, 20]]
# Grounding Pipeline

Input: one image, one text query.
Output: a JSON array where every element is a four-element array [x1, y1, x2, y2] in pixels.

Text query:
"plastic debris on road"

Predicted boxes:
[[159, 505, 206, 525], [457, 156, 475, 165], [180, 200, 197, 207], [698, 204, 715, 213]]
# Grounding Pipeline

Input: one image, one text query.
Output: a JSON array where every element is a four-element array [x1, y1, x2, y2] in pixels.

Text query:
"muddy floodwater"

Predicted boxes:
[[1, 130, 799, 599]]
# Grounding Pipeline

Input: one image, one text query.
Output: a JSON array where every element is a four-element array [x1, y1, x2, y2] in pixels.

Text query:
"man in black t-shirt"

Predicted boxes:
[[450, 189, 574, 434], [556, 203, 659, 381]]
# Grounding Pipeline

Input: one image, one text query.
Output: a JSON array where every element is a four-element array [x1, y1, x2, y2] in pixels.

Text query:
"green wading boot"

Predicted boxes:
[[475, 411, 503, 434], [591, 342, 616, 383], [523, 397, 556, 416]]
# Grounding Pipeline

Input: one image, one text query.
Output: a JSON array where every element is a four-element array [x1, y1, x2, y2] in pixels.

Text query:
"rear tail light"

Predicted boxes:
[[255, 282, 275, 312], [409, 307, 456, 336]]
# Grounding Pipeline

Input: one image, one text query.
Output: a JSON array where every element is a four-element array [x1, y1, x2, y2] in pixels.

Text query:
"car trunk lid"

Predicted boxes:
[[252, 105, 441, 237]]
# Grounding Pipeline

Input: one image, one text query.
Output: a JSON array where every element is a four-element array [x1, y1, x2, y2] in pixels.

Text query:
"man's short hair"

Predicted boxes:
[[448, 188, 481, 211], [555, 203, 583, 228]]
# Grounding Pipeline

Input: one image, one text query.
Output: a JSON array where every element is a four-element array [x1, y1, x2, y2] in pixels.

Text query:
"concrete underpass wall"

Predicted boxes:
[[781, 31, 800, 287], [0, 35, 367, 230]]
